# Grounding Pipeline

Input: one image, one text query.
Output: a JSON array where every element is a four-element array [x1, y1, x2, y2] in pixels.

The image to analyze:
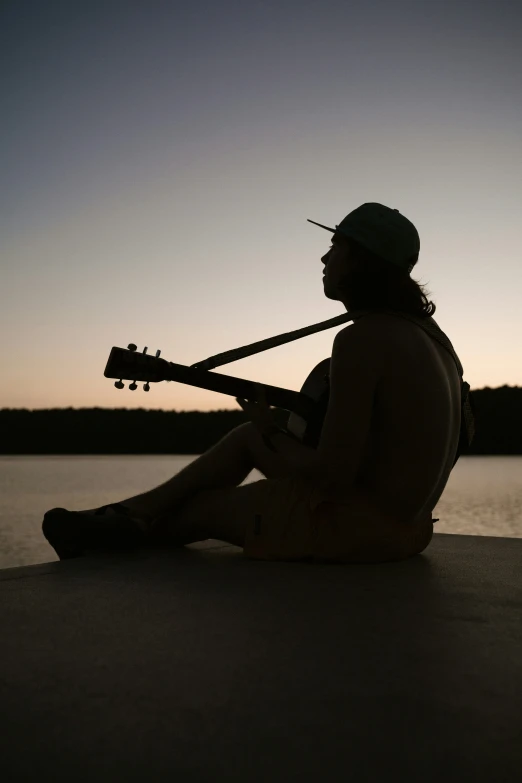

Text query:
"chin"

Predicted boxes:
[[323, 283, 345, 304]]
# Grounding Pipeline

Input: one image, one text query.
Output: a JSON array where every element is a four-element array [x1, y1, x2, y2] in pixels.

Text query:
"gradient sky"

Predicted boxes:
[[2, 0, 521, 412]]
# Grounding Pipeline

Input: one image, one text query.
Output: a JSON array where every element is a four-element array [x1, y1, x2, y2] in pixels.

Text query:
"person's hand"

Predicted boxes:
[[235, 383, 278, 433]]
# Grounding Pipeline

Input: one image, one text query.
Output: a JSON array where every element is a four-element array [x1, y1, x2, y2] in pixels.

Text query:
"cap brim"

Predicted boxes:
[[307, 219, 335, 233]]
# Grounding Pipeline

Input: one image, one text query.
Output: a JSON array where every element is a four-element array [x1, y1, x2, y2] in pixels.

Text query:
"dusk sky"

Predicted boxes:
[[2, 0, 521, 412]]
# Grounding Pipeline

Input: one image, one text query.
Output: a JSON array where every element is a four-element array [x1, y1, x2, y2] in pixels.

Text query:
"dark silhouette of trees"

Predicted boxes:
[[0, 386, 520, 455], [0, 406, 288, 454], [467, 385, 522, 455]]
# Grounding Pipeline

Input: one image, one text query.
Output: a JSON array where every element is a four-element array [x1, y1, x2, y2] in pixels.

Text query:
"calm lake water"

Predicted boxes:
[[1, 455, 521, 571]]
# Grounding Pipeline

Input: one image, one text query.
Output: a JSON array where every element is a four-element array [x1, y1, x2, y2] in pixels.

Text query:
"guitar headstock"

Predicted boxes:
[[104, 344, 168, 391]]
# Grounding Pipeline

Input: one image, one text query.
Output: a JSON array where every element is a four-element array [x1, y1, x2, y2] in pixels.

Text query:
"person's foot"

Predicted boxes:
[[42, 503, 152, 560]]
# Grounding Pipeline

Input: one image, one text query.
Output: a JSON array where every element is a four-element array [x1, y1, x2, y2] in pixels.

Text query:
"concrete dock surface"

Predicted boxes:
[[1, 532, 521, 782]]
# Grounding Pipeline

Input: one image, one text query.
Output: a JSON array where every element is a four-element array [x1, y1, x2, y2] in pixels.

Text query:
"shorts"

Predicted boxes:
[[242, 476, 319, 562], [242, 476, 422, 564]]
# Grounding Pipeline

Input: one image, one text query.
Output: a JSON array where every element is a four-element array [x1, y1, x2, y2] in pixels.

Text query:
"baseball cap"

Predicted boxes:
[[307, 202, 420, 274]]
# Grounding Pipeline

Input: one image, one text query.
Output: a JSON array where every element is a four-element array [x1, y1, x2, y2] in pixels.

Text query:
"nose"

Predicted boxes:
[[321, 249, 331, 266]]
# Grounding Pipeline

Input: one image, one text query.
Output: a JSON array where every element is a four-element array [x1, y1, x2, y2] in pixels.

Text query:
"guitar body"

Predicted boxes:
[[286, 359, 331, 448]]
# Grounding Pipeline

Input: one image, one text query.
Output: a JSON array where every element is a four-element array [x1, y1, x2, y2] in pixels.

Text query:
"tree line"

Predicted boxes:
[[0, 385, 520, 455]]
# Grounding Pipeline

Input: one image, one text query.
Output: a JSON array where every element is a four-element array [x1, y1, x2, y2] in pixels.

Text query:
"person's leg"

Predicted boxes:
[[150, 473, 316, 554], [150, 485, 252, 548], [42, 423, 298, 559], [118, 422, 293, 530]]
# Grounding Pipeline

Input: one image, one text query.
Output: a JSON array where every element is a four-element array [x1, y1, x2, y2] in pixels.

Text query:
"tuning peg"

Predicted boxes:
[[129, 381, 138, 391], [114, 380, 124, 389], [143, 347, 148, 354], [155, 349, 161, 358], [127, 344, 137, 352], [143, 382, 150, 392]]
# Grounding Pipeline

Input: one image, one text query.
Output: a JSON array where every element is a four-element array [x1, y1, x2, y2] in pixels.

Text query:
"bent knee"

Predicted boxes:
[[242, 422, 296, 480]]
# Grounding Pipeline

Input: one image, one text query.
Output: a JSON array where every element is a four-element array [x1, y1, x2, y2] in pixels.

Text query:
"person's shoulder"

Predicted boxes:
[[330, 320, 387, 376], [332, 315, 397, 376], [329, 317, 385, 396], [335, 312, 394, 342]]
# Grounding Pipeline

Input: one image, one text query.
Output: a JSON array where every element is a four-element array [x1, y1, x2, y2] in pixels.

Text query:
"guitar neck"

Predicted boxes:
[[163, 361, 314, 418], [104, 347, 315, 419]]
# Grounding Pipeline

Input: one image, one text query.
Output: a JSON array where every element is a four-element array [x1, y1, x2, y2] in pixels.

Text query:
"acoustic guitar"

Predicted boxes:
[[104, 344, 331, 448], [103, 308, 475, 461], [104, 311, 379, 448]]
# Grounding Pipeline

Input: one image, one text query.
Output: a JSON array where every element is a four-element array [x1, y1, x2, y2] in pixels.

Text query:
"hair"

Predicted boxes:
[[337, 236, 436, 318]]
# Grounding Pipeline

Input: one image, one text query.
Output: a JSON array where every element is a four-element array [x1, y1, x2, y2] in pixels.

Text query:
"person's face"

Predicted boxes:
[[321, 232, 355, 307]]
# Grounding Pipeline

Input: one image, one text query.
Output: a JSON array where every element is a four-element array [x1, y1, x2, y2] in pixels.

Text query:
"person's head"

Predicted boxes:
[[313, 203, 436, 318], [320, 232, 435, 317]]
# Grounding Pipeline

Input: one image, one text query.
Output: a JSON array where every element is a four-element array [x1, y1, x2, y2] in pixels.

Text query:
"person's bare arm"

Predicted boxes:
[[270, 321, 382, 492], [317, 321, 382, 493]]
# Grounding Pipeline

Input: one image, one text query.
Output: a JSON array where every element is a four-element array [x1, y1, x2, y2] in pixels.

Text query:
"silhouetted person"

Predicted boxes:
[[43, 203, 462, 563]]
